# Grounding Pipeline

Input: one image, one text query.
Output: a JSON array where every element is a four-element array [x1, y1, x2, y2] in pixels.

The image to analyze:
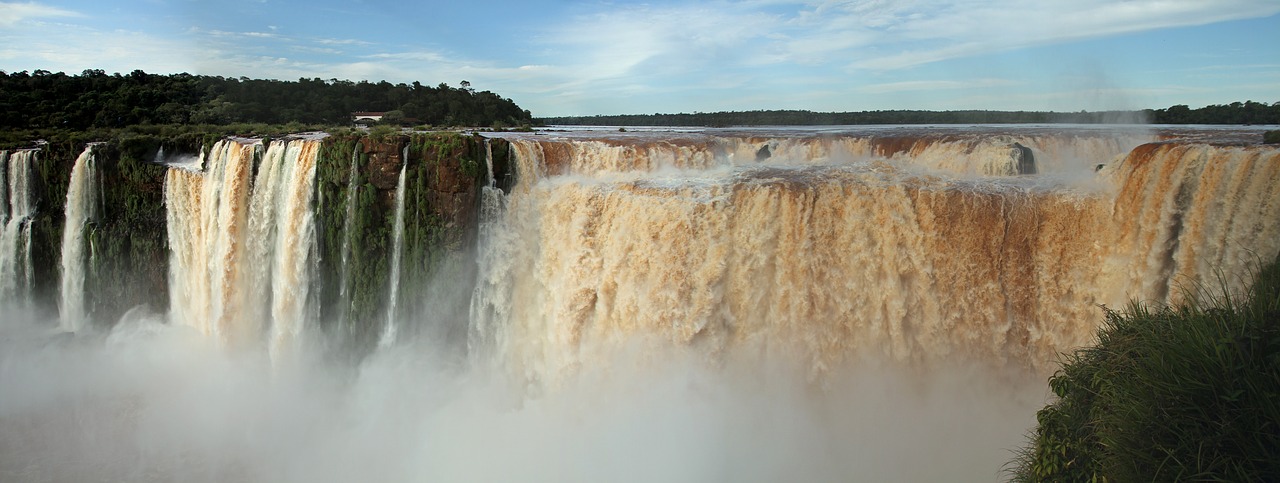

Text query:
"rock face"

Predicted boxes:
[[3, 131, 502, 343], [2, 136, 172, 322], [362, 138, 406, 191], [1012, 142, 1037, 175], [314, 132, 501, 353], [755, 144, 771, 161], [350, 134, 496, 240]]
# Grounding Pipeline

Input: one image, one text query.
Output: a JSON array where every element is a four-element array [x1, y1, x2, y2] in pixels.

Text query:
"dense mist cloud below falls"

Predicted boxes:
[[0, 307, 1043, 482]]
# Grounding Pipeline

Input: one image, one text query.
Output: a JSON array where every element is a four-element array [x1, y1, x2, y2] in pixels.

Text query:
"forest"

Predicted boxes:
[[0, 69, 533, 129], [541, 101, 1280, 126]]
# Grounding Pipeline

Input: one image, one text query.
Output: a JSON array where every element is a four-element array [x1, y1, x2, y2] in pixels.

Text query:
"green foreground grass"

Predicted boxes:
[[1009, 259, 1280, 481]]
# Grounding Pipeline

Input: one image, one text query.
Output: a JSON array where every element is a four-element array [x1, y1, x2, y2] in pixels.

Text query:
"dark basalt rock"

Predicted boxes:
[[1012, 142, 1036, 175], [756, 144, 771, 161]]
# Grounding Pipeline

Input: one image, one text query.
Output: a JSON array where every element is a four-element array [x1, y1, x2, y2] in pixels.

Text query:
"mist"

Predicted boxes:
[[0, 305, 1044, 482]]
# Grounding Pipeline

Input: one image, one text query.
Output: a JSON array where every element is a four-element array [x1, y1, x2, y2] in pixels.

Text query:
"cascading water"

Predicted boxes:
[[164, 137, 321, 360], [379, 153, 409, 348], [470, 140, 512, 357], [472, 129, 1280, 383], [0, 150, 36, 307], [265, 139, 321, 361], [0, 151, 7, 224], [59, 145, 98, 331], [336, 143, 361, 333], [484, 138, 496, 188]]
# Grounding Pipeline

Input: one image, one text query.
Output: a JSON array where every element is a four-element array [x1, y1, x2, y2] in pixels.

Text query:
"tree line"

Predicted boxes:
[[0, 69, 533, 129], [541, 101, 1280, 126]]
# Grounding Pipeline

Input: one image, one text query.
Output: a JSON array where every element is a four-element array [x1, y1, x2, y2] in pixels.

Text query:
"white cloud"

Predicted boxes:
[[543, 4, 776, 85], [313, 37, 374, 47], [510, 0, 1280, 114], [0, 22, 199, 74], [536, 0, 1280, 74], [0, 1, 81, 27], [367, 51, 449, 63], [859, 78, 1019, 94]]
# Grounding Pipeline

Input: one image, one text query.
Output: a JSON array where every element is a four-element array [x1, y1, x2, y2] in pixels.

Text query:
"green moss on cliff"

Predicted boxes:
[[14, 132, 182, 324], [315, 131, 497, 354], [11, 127, 505, 343], [316, 133, 388, 352], [89, 138, 171, 320]]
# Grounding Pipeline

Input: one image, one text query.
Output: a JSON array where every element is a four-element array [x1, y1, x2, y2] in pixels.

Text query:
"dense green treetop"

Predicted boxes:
[[541, 101, 1280, 126], [0, 69, 533, 129]]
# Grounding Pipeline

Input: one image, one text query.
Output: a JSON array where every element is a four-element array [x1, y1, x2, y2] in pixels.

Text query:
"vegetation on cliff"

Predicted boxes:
[[541, 101, 1280, 126], [0, 69, 533, 129], [315, 132, 502, 354], [1009, 258, 1280, 481], [13, 131, 189, 321], [6, 126, 505, 340]]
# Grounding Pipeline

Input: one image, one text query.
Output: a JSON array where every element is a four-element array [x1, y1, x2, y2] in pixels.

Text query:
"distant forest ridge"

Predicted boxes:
[[0, 69, 533, 129], [541, 101, 1280, 127]]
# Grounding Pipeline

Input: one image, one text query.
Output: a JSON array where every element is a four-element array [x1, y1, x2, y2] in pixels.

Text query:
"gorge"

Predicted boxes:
[[1, 125, 1278, 481]]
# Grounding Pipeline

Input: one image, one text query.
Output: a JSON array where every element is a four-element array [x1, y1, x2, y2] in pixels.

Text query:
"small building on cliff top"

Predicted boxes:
[[352, 111, 385, 125]]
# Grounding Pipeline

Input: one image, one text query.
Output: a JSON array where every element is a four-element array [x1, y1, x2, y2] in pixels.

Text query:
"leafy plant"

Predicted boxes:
[[1009, 259, 1280, 482]]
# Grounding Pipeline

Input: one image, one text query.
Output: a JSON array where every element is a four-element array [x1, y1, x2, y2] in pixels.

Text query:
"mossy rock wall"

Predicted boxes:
[[15, 134, 178, 324], [13, 130, 506, 350], [316, 132, 507, 354], [88, 137, 172, 321]]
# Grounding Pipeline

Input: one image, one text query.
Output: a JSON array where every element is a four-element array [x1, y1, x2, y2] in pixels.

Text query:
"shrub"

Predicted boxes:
[[368, 124, 399, 141], [1009, 259, 1280, 482], [1265, 130, 1280, 144]]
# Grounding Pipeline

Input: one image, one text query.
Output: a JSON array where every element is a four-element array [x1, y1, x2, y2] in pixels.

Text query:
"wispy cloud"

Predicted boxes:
[[0, 1, 81, 27], [0, 23, 198, 74], [539, 0, 1280, 73], [313, 37, 374, 47], [860, 78, 1019, 94], [367, 51, 449, 63]]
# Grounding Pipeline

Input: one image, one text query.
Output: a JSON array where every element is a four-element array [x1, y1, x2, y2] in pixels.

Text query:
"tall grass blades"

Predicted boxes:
[[1010, 258, 1280, 482]]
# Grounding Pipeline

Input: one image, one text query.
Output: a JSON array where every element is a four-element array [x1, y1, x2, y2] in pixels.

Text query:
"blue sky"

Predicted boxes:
[[1, 0, 1277, 117]]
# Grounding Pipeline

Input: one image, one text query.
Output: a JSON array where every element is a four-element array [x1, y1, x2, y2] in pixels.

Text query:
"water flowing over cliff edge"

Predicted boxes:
[[1, 125, 1278, 482]]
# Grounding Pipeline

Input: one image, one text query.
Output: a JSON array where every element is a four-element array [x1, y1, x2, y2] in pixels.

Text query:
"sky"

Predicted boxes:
[[1, 0, 1278, 117]]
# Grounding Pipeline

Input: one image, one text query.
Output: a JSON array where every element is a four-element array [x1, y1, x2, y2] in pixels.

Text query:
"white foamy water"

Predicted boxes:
[[59, 145, 99, 332], [380, 157, 409, 348], [164, 138, 321, 362], [0, 150, 36, 306]]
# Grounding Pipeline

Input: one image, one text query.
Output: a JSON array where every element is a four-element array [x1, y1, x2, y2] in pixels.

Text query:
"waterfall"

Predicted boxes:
[[164, 137, 321, 357], [336, 143, 361, 333], [484, 138, 496, 188], [0, 152, 8, 224], [470, 139, 510, 356], [269, 140, 320, 361], [0, 150, 36, 307], [165, 141, 256, 345], [59, 145, 98, 331], [472, 134, 1280, 383], [379, 151, 409, 348]]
